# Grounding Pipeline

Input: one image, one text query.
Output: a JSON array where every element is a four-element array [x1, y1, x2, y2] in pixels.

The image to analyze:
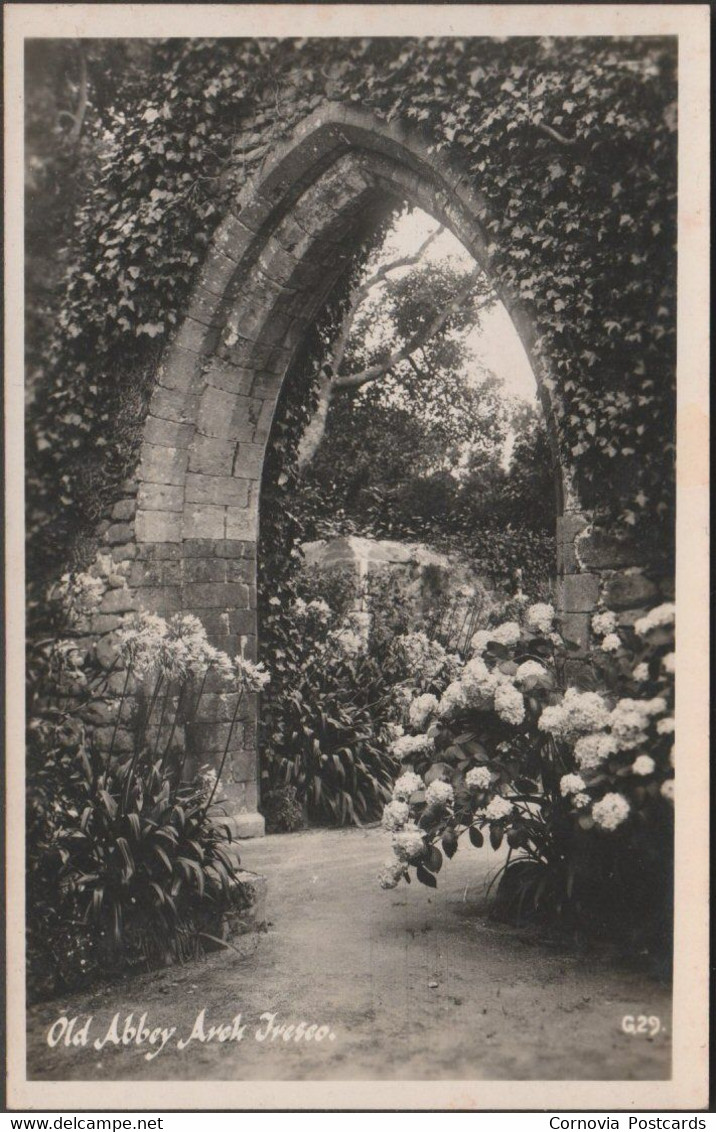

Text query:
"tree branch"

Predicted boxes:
[[332, 268, 489, 391], [327, 225, 445, 380]]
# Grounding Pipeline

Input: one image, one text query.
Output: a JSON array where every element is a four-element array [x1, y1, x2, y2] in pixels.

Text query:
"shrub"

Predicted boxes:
[[261, 785, 305, 834], [377, 600, 674, 954]]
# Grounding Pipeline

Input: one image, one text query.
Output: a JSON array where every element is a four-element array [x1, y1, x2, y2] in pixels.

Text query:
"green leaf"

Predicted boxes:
[[468, 826, 484, 848], [416, 863, 437, 888]]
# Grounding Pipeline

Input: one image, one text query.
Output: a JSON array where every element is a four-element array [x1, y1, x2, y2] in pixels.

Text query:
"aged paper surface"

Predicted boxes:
[[4, 2, 709, 1111]]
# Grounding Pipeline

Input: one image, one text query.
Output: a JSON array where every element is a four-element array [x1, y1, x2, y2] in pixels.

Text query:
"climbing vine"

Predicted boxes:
[[28, 36, 677, 578]]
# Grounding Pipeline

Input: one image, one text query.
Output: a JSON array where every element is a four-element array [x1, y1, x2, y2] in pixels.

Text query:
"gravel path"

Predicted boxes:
[[27, 825, 671, 1081]]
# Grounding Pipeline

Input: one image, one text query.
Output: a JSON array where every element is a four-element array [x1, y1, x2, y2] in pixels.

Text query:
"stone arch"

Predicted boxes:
[[105, 104, 616, 836]]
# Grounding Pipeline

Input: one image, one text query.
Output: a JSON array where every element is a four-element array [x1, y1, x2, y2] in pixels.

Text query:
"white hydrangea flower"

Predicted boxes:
[[392, 733, 434, 761], [525, 602, 555, 635], [601, 633, 621, 653], [381, 799, 410, 832], [634, 603, 675, 637], [572, 792, 592, 810], [591, 609, 618, 637], [574, 731, 618, 771], [539, 688, 609, 740], [392, 821, 427, 862], [378, 859, 408, 889], [515, 660, 549, 685], [331, 627, 366, 659], [592, 792, 630, 831], [491, 621, 521, 647], [392, 771, 424, 802], [384, 721, 405, 744], [608, 697, 664, 751], [560, 773, 586, 797], [631, 754, 656, 776], [660, 779, 675, 804], [395, 632, 448, 682], [482, 795, 514, 822], [662, 652, 675, 674], [437, 680, 469, 720], [633, 662, 650, 682], [408, 693, 440, 731], [494, 681, 525, 725], [465, 766, 492, 790], [657, 716, 675, 735], [470, 629, 493, 655], [425, 780, 454, 808]]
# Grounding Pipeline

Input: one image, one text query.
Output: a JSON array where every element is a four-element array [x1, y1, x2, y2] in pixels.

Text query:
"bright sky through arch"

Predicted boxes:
[[381, 207, 537, 405]]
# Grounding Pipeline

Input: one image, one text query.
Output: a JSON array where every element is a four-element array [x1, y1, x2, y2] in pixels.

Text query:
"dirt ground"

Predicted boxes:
[[27, 825, 671, 1081]]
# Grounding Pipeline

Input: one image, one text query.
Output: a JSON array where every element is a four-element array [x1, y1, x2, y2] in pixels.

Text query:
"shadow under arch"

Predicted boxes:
[[130, 102, 587, 834]]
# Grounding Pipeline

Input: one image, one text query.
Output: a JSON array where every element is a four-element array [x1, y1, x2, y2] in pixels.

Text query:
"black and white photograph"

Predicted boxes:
[[4, 2, 709, 1112]]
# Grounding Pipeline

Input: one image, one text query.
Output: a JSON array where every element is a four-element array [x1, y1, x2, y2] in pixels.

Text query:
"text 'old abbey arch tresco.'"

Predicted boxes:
[[82, 82, 674, 837]]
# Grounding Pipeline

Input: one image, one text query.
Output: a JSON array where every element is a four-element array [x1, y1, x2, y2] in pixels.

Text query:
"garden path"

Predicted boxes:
[[27, 826, 671, 1082]]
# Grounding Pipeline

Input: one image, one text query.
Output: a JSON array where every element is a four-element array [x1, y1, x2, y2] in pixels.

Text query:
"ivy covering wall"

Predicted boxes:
[[27, 36, 677, 583]]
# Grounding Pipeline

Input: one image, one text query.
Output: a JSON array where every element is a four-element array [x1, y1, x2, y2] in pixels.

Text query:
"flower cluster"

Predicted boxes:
[[465, 766, 491, 790], [538, 688, 610, 741], [408, 693, 439, 731], [391, 771, 424, 802], [634, 602, 675, 637], [424, 779, 454, 808], [524, 602, 555, 636], [392, 733, 434, 763], [393, 631, 452, 683]]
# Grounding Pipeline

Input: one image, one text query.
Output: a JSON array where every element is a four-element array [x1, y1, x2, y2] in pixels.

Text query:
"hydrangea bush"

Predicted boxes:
[[378, 600, 675, 951]]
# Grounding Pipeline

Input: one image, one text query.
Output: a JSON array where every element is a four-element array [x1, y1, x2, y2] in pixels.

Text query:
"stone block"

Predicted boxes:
[[105, 522, 134, 545], [556, 511, 590, 544], [184, 558, 227, 583], [135, 510, 183, 544], [173, 316, 211, 355], [150, 386, 192, 422], [229, 609, 256, 636], [233, 441, 265, 479], [557, 572, 600, 613], [601, 570, 659, 611], [183, 581, 250, 609], [182, 506, 226, 541], [559, 611, 590, 654], [197, 387, 241, 440], [185, 473, 251, 508], [134, 585, 183, 614], [140, 443, 189, 486], [226, 558, 254, 583], [196, 610, 232, 642], [100, 587, 137, 614], [143, 415, 194, 449], [204, 358, 254, 396], [158, 346, 203, 394], [193, 692, 241, 723], [225, 506, 258, 540], [111, 498, 136, 522], [111, 544, 137, 561], [136, 543, 183, 561], [229, 815, 265, 841], [189, 435, 237, 477], [137, 483, 184, 513], [213, 213, 257, 261], [197, 248, 238, 298], [183, 539, 220, 558], [215, 540, 255, 559], [576, 526, 641, 571]]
